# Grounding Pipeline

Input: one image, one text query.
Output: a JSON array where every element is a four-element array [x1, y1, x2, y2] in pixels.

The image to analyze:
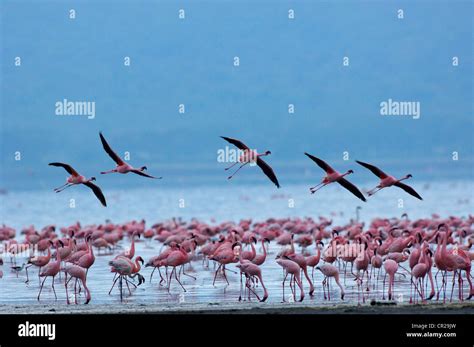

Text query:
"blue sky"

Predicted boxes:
[[1, 0, 472, 189]]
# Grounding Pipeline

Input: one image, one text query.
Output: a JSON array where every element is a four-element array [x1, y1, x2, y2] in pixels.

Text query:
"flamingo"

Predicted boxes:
[[236, 260, 268, 302], [276, 256, 305, 302], [355, 160, 422, 200], [64, 264, 91, 304], [316, 264, 345, 300], [220, 136, 280, 188], [99, 132, 162, 179], [109, 256, 145, 300], [26, 242, 52, 283], [383, 259, 398, 300], [48, 162, 107, 206], [37, 241, 63, 301], [210, 242, 241, 286], [251, 238, 270, 266], [304, 153, 366, 201]]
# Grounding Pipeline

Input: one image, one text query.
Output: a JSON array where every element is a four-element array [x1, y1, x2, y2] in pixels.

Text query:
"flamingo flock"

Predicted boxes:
[[0, 213, 472, 305], [48, 134, 424, 206]]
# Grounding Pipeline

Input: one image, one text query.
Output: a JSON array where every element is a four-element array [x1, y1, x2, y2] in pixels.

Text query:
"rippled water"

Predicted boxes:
[[0, 181, 472, 307]]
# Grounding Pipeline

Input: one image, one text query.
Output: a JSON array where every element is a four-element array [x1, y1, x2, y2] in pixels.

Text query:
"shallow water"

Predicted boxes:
[[0, 181, 472, 307], [0, 238, 471, 307]]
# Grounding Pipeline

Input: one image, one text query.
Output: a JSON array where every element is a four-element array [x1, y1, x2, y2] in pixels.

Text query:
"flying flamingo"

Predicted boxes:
[[355, 160, 422, 200], [220, 136, 280, 188], [99, 132, 162, 179], [48, 162, 107, 206], [304, 153, 366, 201]]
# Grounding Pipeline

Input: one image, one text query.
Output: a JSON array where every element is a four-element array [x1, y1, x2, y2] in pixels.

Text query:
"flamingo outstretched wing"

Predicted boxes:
[[83, 181, 107, 206], [394, 182, 423, 200], [304, 153, 335, 174], [99, 132, 124, 165], [220, 136, 249, 150], [256, 157, 280, 188], [130, 170, 162, 179], [337, 178, 366, 202], [355, 160, 388, 179], [49, 162, 79, 176]]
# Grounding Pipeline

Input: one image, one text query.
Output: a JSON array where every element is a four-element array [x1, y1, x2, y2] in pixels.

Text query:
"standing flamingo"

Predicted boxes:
[[383, 259, 399, 300], [236, 260, 268, 302], [304, 153, 366, 201], [220, 136, 280, 188], [316, 264, 345, 300], [99, 132, 162, 179], [37, 241, 63, 301], [276, 256, 305, 302], [64, 264, 91, 304], [48, 162, 107, 206], [355, 160, 422, 200], [251, 238, 270, 266]]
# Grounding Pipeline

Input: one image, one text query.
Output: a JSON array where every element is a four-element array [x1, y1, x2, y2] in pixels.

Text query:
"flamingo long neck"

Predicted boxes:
[[261, 240, 267, 257], [250, 242, 256, 257], [130, 235, 136, 255], [134, 259, 141, 272]]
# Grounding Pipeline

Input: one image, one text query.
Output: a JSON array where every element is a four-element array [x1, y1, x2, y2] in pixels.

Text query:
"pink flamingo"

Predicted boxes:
[[72, 235, 95, 277], [37, 241, 63, 301], [109, 256, 145, 300], [119, 231, 140, 259], [383, 259, 398, 300], [276, 256, 305, 302], [236, 260, 268, 302], [355, 160, 422, 200], [252, 238, 270, 266], [48, 162, 107, 206], [306, 241, 324, 280], [99, 132, 162, 179], [240, 237, 257, 261], [316, 264, 345, 300], [304, 153, 366, 201], [64, 264, 91, 304], [210, 242, 241, 286], [26, 242, 52, 283], [220, 136, 280, 188], [162, 245, 188, 292]]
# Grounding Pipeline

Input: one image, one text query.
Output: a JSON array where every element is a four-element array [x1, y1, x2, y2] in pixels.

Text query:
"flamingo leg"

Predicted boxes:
[[37, 276, 47, 300], [228, 163, 248, 179], [55, 184, 74, 193], [100, 169, 118, 175], [224, 161, 239, 171]]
